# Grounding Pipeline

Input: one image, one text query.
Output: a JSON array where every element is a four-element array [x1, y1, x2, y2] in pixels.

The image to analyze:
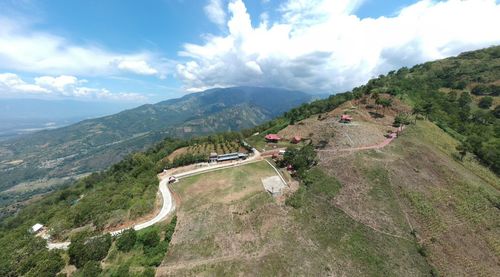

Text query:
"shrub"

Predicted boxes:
[[478, 96, 493, 109], [164, 216, 177, 242], [111, 264, 130, 277], [141, 267, 156, 277], [281, 144, 317, 175], [116, 229, 137, 252], [285, 186, 306, 208], [139, 229, 160, 249], [417, 244, 428, 257], [79, 261, 102, 277], [69, 234, 112, 268], [493, 105, 500, 118]]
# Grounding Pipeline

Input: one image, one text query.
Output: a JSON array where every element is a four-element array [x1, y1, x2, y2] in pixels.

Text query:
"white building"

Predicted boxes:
[[31, 223, 44, 233]]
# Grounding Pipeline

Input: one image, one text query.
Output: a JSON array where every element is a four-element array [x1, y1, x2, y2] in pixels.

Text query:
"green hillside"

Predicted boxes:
[[0, 87, 314, 207], [0, 46, 498, 276]]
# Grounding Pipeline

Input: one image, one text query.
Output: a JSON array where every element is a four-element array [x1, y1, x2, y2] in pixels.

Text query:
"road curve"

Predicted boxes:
[[110, 176, 174, 236], [47, 175, 175, 249], [47, 149, 263, 250]]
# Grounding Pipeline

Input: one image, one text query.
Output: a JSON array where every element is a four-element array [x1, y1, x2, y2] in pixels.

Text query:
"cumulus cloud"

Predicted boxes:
[[116, 60, 159, 75], [0, 73, 146, 101], [0, 73, 48, 94], [204, 0, 227, 27], [177, 0, 500, 93], [0, 17, 162, 77]]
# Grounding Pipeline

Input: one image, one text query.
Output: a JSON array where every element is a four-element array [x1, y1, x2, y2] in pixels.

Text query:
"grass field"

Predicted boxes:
[[157, 160, 432, 276]]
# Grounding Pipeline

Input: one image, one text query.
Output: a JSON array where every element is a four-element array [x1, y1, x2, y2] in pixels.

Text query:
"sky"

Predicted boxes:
[[0, 0, 500, 104]]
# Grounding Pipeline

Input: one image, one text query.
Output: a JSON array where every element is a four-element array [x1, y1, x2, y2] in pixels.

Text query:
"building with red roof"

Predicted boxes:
[[265, 134, 281, 142], [291, 136, 302, 144], [340, 114, 353, 122]]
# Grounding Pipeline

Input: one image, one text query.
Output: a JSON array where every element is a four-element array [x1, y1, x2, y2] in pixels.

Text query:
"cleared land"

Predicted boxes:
[[157, 160, 431, 276], [284, 99, 500, 276]]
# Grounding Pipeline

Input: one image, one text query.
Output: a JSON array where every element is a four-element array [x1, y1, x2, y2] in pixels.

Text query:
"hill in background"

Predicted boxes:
[[0, 87, 315, 204], [0, 99, 139, 141]]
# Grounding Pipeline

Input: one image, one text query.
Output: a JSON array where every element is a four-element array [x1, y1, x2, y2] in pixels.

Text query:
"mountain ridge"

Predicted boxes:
[[0, 86, 315, 193]]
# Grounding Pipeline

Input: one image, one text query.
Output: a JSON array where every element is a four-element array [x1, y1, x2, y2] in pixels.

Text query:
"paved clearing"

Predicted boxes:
[[261, 176, 286, 196]]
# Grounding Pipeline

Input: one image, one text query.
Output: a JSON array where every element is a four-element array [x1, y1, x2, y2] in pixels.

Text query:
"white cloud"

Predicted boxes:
[[116, 60, 159, 75], [0, 73, 146, 101], [35, 75, 82, 93], [0, 73, 48, 94], [204, 0, 227, 27], [177, 0, 500, 93], [0, 17, 162, 77]]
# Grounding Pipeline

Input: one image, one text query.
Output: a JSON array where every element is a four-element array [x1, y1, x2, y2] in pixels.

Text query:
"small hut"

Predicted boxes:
[[291, 136, 302, 144], [31, 223, 44, 234], [340, 114, 353, 123], [265, 134, 281, 143]]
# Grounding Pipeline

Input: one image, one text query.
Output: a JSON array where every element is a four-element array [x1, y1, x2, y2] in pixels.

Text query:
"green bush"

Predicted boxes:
[[78, 261, 102, 277], [69, 234, 112, 268], [285, 186, 306, 208], [164, 216, 177, 242], [141, 267, 156, 277], [116, 229, 137, 252], [142, 241, 168, 266], [281, 144, 317, 175], [478, 96, 493, 109], [111, 263, 130, 277], [139, 229, 160, 249]]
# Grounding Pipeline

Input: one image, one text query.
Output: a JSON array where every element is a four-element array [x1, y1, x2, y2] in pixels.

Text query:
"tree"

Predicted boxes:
[[493, 105, 500, 118], [282, 145, 317, 176], [79, 261, 102, 277], [455, 143, 469, 161], [478, 96, 493, 109], [471, 84, 489, 95], [422, 101, 433, 119], [379, 98, 393, 114], [116, 229, 137, 252], [69, 234, 112, 268], [393, 113, 411, 130], [141, 267, 156, 277], [479, 139, 500, 173], [412, 104, 424, 123], [24, 250, 65, 277], [111, 264, 130, 277], [458, 91, 472, 108], [139, 229, 160, 249]]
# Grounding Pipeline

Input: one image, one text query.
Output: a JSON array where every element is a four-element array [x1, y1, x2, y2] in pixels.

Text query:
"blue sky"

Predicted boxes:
[[1, 0, 500, 104]]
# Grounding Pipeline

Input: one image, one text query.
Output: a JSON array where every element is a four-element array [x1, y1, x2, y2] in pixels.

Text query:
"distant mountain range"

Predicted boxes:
[[0, 87, 317, 192], [0, 99, 138, 140]]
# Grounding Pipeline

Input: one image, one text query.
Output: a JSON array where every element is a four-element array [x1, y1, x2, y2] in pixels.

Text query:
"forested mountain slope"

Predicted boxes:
[[0, 87, 314, 194], [353, 46, 500, 173]]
